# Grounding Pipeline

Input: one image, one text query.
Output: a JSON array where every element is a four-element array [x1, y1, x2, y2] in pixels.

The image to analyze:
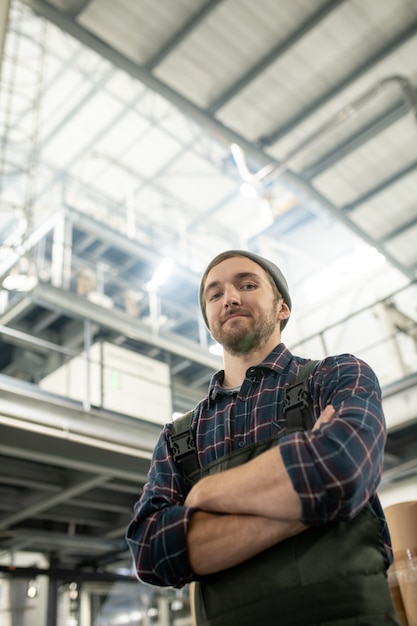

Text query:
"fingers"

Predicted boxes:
[[312, 404, 335, 431]]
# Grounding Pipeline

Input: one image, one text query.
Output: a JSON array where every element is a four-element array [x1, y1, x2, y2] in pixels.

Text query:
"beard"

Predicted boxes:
[[211, 302, 279, 355]]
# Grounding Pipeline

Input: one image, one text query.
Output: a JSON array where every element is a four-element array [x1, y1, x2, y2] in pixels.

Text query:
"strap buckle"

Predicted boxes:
[[285, 379, 314, 432], [168, 431, 197, 463]]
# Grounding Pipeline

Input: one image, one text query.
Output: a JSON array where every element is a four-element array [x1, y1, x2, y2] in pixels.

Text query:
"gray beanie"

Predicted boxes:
[[199, 249, 291, 329]]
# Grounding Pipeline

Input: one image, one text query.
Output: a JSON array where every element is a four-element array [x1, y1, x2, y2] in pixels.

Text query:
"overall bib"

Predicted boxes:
[[188, 438, 399, 626]]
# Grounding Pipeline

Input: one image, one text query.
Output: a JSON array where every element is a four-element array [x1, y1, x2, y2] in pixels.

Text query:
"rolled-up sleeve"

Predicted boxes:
[[279, 354, 386, 525], [126, 425, 197, 588]]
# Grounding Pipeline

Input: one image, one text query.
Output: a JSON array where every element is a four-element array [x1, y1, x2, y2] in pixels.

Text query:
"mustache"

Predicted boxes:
[[220, 309, 248, 324]]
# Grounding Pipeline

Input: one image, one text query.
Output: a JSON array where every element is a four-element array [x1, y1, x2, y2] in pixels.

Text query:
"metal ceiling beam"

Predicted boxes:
[[300, 75, 417, 180], [187, 186, 241, 233], [301, 100, 410, 181], [379, 216, 417, 244], [208, 0, 347, 113], [290, 280, 417, 352], [0, 2, 11, 83], [343, 157, 417, 212], [0, 419, 153, 482], [145, 0, 225, 70], [260, 19, 417, 146], [67, 207, 200, 289], [0, 323, 77, 356], [23, 0, 417, 283], [0, 372, 161, 457], [0, 210, 57, 283], [67, 0, 93, 18], [0, 471, 108, 530], [0, 293, 33, 326], [1, 531, 125, 557], [0, 456, 63, 490], [0, 563, 135, 581], [29, 281, 221, 370]]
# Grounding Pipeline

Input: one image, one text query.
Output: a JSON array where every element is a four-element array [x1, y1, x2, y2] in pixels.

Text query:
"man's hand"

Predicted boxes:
[[312, 404, 335, 431]]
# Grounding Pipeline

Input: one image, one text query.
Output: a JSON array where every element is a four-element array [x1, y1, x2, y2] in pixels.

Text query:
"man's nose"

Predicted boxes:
[[223, 286, 240, 307]]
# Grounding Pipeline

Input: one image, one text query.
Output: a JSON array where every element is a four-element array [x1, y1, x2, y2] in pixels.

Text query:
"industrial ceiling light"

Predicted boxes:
[[146, 257, 174, 290], [26, 579, 38, 599], [239, 182, 257, 198]]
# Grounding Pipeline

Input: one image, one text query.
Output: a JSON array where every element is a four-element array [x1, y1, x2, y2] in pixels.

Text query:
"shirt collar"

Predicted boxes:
[[207, 343, 293, 403]]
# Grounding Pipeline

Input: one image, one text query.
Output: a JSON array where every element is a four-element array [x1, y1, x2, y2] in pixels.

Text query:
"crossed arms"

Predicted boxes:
[[185, 405, 335, 575], [127, 355, 386, 587]]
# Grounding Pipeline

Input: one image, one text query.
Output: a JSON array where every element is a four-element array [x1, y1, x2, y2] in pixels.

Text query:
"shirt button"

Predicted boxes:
[[238, 441, 245, 448]]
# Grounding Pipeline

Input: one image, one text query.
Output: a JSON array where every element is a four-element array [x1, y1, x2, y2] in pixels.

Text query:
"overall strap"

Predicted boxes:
[[169, 359, 319, 477], [284, 359, 318, 433], [168, 409, 199, 475]]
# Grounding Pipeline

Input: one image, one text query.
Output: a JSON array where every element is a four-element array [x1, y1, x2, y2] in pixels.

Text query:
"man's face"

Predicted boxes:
[[203, 256, 282, 355]]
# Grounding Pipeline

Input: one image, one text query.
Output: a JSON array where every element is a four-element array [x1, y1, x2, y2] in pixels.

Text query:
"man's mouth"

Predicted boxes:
[[222, 312, 247, 324]]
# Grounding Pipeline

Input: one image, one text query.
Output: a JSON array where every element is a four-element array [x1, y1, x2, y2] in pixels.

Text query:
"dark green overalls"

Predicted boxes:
[[171, 363, 399, 625], [192, 440, 398, 625]]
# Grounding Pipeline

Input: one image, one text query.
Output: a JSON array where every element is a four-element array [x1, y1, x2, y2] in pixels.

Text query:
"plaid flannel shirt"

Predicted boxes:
[[126, 343, 391, 588]]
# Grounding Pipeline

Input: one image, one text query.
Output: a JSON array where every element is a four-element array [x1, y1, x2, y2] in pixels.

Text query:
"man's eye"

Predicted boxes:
[[241, 283, 256, 290], [210, 292, 221, 301]]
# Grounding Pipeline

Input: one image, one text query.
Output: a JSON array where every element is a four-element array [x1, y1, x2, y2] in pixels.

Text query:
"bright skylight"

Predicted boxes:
[[304, 245, 386, 304]]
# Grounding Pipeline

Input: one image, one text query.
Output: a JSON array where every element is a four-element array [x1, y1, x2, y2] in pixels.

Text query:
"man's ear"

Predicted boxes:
[[277, 301, 290, 323]]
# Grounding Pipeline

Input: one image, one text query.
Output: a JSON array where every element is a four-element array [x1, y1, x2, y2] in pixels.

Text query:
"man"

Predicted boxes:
[[126, 250, 399, 625]]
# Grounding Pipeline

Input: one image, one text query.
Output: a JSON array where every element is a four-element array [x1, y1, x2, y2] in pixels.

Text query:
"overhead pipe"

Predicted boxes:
[[235, 75, 417, 187]]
